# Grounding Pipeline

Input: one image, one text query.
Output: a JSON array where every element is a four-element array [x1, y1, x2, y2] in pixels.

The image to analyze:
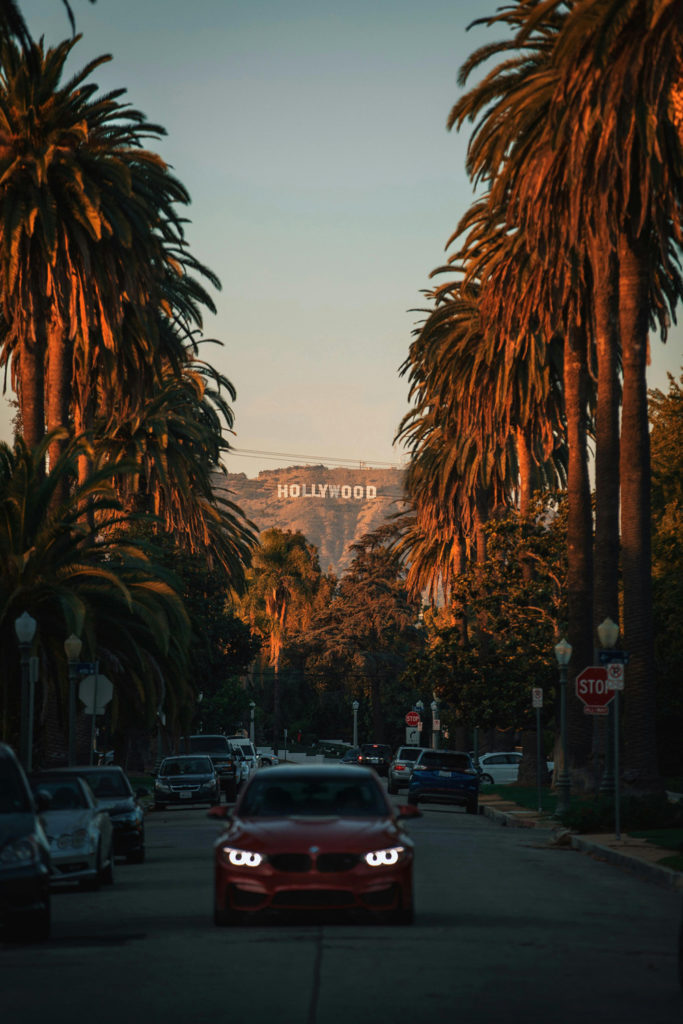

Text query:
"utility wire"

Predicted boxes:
[[227, 446, 406, 470]]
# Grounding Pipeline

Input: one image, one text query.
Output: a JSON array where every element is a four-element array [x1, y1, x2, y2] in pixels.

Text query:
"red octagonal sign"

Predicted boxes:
[[575, 666, 614, 715], [405, 710, 421, 727]]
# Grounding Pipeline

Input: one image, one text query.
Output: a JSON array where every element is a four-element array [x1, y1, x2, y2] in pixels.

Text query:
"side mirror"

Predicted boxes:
[[396, 804, 422, 821], [207, 805, 231, 820], [34, 789, 52, 812]]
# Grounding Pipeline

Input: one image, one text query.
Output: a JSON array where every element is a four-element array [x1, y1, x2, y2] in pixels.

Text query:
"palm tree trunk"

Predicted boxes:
[[617, 232, 661, 791], [592, 242, 621, 629], [45, 318, 71, 502], [516, 425, 535, 517], [563, 326, 593, 771], [16, 338, 45, 452]]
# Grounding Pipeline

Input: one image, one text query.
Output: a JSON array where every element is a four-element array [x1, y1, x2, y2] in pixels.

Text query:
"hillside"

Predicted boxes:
[[214, 465, 406, 576]]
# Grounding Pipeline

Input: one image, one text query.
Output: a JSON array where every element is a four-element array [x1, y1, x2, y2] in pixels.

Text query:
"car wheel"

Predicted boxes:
[[214, 902, 243, 926], [101, 844, 115, 885], [466, 797, 479, 815], [480, 773, 494, 785], [11, 902, 50, 942]]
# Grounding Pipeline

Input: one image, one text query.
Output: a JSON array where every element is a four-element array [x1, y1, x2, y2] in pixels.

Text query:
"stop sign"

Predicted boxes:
[[575, 667, 614, 715], [405, 710, 421, 727]]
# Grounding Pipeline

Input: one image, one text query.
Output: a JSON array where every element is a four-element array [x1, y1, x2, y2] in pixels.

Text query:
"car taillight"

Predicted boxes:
[[395, 765, 406, 772]]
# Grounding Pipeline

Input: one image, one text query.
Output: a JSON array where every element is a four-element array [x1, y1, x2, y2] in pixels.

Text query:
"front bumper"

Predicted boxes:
[[155, 787, 220, 806], [215, 855, 412, 916], [48, 847, 98, 885]]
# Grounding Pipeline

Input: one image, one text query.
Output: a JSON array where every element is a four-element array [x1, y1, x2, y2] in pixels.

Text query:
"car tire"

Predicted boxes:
[[214, 902, 243, 926], [11, 902, 50, 942], [466, 797, 479, 815], [101, 844, 115, 885], [480, 774, 494, 785]]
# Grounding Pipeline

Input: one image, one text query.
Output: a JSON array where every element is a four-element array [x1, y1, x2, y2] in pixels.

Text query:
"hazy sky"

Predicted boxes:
[[3, 0, 681, 478]]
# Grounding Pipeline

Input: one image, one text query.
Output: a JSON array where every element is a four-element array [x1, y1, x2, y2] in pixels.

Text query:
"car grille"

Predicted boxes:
[[268, 853, 312, 872], [316, 852, 360, 873], [271, 890, 355, 908]]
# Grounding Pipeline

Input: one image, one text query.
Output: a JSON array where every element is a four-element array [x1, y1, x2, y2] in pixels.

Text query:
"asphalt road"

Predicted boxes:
[[1, 789, 680, 1023]]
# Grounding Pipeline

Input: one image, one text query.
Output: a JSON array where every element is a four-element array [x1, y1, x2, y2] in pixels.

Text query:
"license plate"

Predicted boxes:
[[438, 770, 452, 778], [180, 791, 192, 799]]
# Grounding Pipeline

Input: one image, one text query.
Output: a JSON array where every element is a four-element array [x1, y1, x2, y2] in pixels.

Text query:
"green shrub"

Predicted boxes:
[[560, 793, 683, 833]]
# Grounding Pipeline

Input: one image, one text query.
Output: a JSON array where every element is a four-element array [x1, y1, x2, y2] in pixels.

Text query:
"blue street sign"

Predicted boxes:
[[76, 661, 98, 675], [598, 650, 629, 665]]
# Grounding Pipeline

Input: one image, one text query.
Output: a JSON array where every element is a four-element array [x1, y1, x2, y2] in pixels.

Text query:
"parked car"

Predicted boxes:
[[178, 734, 240, 800], [408, 749, 480, 814], [357, 744, 393, 776], [29, 772, 114, 889], [475, 751, 553, 785], [228, 737, 259, 778], [257, 749, 280, 768], [387, 746, 431, 794], [42, 766, 146, 863], [208, 764, 420, 925], [339, 747, 361, 765], [0, 743, 51, 941], [153, 756, 220, 809]]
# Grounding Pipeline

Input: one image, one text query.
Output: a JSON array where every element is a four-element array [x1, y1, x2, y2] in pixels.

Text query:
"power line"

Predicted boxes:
[[227, 446, 406, 470]]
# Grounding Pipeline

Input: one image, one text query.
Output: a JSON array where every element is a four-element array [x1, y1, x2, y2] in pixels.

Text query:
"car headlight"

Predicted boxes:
[[0, 837, 40, 865], [112, 810, 140, 824], [220, 846, 263, 868], [364, 846, 405, 867], [155, 782, 171, 793], [201, 780, 217, 789]]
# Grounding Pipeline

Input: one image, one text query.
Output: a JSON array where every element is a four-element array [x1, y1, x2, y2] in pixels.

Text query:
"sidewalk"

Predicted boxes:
[[479, 792, 683, 891]]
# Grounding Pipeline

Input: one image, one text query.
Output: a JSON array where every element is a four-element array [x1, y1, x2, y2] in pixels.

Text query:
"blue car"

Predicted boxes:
[[407, 749, 479, 814]]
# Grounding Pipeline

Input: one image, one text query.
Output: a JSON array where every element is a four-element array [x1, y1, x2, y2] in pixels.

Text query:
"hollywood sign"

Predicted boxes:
[[277, 483, 377, 500]]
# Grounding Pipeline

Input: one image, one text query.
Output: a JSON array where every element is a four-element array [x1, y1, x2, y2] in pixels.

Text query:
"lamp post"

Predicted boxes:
[[14, 612, 37, 769], [249, 701, 256, 745], [352, 700, 359, 747], [415, 700, 424, 744], [431, 700, 439, 750], [64, 633, 82, 766], [597, 617, 621, 839], [554, 637, 573, 817]]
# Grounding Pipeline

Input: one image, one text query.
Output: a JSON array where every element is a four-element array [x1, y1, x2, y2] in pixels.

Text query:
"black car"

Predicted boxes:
[[153, 755, 221, 808], [0, 743, 51, 941], [357, 744, 393, 776], [40, 766, 147, 863]]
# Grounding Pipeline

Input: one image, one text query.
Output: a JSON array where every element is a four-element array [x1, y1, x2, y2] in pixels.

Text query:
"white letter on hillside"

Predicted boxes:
[[366, 486, 377, 499], [278, 485, 288, 498]]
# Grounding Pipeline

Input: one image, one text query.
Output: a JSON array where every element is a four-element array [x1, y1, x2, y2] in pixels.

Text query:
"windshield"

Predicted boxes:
[[239, 774, 388, 818], [79, 770, 132, 798], [397, 748, 423, 761], [419, 752, 471, 772], [0, 755, 31, 813], [160, 757, 213, 775], [32, 778, 88, 810]]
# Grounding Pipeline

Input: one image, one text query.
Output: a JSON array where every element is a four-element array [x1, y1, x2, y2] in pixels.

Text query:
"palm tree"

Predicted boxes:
[[242, 529, 320, 750], [0, 432, 191, 757]]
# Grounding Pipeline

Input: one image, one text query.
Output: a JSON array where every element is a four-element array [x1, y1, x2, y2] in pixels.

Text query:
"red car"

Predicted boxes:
[[209, 764, 419, 925]]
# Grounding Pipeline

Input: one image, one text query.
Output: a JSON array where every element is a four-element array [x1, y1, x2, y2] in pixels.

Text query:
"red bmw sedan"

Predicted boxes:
[[209, 764, 420, 925]]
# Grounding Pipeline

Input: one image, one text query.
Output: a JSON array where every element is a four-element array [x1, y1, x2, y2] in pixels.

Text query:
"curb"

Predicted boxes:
[[482, 804, 683, 890], [570, 835, 683, 890]]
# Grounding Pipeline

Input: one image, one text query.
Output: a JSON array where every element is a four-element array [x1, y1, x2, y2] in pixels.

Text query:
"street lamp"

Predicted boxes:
[[554, 637, 573, 817], [14, 612, 37, 769], [249, 701, 256, 744], [431, 700, 439, 750], [64, 633, 82, 766], [352, 700, 359, 747]]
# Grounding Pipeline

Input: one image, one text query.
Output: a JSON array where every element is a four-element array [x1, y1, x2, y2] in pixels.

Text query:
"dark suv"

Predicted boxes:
[[0, 743, 51, 941], [179, 735, 239, 801], [357, 744, 393, 776]]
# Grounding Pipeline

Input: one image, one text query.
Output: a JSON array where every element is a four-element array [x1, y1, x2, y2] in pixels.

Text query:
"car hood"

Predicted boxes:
[[96, 796, 136, 815], [0, 811, 39, 848], [218, 816, 405, 853], [42, 808, 93, 836]]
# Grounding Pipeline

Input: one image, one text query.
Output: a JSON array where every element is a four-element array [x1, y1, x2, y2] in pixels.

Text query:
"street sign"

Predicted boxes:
[[405, 726, 420, 744], [532, 688, 543, 708], [76, 661, 98, 675], [405, 710, 421, 727], [575, 666, 614, 715], [432, 718, 441, 731], [598, 649, 630, 665], [606, 662, 625, 690], [79, 674, 113, 714]]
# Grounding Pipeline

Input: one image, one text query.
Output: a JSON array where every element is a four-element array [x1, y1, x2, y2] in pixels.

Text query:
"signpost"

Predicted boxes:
[[79, 667, 113, 765], [599, 649, 629, 841], [532, 688, 543, 812], [575, 667, 613, 715], [405, 710, 421, 745]]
